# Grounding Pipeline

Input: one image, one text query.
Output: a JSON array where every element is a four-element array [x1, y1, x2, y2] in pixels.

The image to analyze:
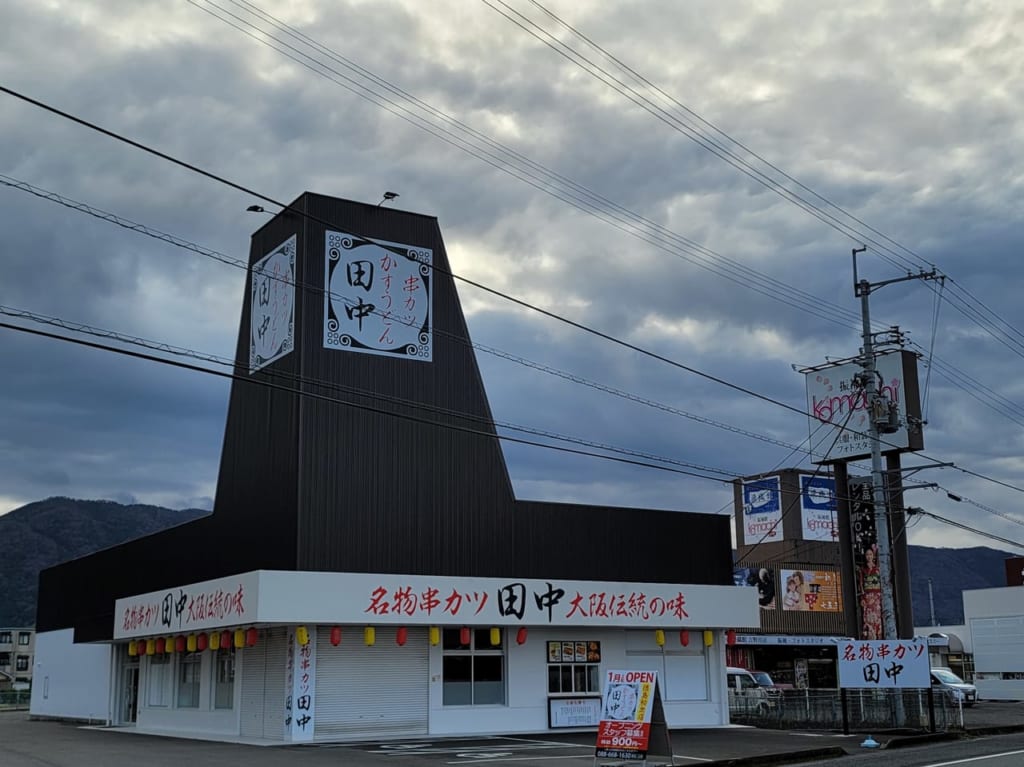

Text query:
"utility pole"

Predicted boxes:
[[852, 247, 939, 642], [928, 578, 936, 626]]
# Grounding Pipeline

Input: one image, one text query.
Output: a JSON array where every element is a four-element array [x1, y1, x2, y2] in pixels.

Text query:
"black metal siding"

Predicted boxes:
[[293, 194, 516, 576], [36, 192, 737, 645], [513, 500, 733, 585]]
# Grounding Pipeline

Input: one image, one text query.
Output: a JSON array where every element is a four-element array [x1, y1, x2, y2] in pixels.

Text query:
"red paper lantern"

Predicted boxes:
[[155, 637, 166, 654], [680, 629, 690, 647], [726, 629, 737, 646], [221, 630, 232, 649], [459, 626, 471, 646], [330, 626, 342, 647], [246, 627, 258, 647], [197, 633, 209, 651], [516, 627, 528, 645], [396, 627, 408, 646], [175, 635, 186, 652]]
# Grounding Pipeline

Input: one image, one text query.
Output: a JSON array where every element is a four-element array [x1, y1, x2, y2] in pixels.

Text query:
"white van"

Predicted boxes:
[[726, 666, 771, 715]]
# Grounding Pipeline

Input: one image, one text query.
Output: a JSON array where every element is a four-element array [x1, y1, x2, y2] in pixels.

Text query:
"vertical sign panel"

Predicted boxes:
[[285, 627, 317, 742], [742, 476, 783, 543], [323, 231, 432, 361], [250, 235, 296, 373], [595, 670, 658, 761], [800, 475, 837, 541], [849, 479, 881, 640]]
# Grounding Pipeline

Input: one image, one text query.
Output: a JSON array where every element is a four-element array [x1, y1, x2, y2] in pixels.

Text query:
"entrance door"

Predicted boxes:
[[121, 663, 140, 724]]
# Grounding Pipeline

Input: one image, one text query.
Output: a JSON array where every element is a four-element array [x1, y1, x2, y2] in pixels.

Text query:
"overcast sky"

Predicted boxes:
[[1, 0, 1022, 554]]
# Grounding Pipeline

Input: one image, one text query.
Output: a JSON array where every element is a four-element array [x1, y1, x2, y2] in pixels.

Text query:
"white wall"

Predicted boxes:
[[428, 627, 728, 736], [136, 649, 241, 736], [964, 587, 1024, 700], [29, 629, 112, 723]]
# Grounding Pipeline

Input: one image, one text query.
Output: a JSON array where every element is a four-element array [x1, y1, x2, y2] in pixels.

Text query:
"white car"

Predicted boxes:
[[931, 667, 977, 707]]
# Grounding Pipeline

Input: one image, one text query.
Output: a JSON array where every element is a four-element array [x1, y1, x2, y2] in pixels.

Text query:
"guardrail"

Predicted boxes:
[[0, 690, 31, 709]]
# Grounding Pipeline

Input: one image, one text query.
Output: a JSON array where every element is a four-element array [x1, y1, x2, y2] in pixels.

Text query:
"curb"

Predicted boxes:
[[700, 747, 847, 767], [882, 731, 963, 749], [964, 724, 1024, 737]]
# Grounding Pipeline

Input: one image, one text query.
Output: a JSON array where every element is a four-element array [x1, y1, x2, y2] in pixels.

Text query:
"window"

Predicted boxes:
[[176, 652, 202, 708], [16, 655, 29, 672], [213, 648, 235, 709], [442, 628, 505, 705], [0, 632, 11, 644], [0, 652, 10, 667], [547, 640, 601, 694], [147, 654, 172, 707], [17, 632, 30, 646]]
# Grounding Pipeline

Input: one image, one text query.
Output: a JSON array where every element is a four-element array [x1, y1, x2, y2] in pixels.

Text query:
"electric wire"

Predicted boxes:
[[186, 0, 865, 332], [5, 87, 1024, 504]]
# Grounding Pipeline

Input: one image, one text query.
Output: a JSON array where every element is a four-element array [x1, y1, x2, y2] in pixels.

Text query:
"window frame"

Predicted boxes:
[[176, 652, 202, 709], [212, 647, 235, 710], [441, 628, 506, 706], [147, 653, 172, 707], [17, 632, 30, 646], [0, 632, 11, 644], [16, 655, 30, 672]]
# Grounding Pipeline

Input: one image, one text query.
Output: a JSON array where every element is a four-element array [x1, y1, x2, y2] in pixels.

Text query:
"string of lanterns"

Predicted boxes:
[[128, 625, 738, 655]]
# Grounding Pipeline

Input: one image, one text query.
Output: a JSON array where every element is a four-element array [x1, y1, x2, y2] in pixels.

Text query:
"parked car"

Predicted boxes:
[[726, 666, 771, 715], [931, 667, 977, 707], [749, 670, 785, 701]]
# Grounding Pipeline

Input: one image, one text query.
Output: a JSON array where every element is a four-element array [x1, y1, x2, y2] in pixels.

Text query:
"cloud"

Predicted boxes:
[[0, 0, 1022, 557]]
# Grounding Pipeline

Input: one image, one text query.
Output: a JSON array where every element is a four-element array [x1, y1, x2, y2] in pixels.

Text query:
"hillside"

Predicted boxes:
[[0, 497, 208, 626], [908, 544, 1013, 626]]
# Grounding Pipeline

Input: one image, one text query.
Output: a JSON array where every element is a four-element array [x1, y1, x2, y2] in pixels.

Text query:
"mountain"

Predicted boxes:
[[0, 497, 209, 626], [908, 544, 1014, 626], [0, 496, 1013, 630]]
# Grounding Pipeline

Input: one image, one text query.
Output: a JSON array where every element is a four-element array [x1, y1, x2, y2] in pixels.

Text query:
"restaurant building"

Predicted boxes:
[[31, 193, 756, 741]]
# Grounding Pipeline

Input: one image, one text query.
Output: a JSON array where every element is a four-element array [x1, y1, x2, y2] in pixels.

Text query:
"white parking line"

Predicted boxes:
[[445, 755, 591, 764], [922, 750, 1024, 766]]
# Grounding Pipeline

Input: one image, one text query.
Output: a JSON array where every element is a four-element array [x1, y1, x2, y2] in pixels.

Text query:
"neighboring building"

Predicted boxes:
[[0, 628, 35, 690], [31, 194, 756, 740], [963, 586, 1024, 700], [913, 625, 974, 681]]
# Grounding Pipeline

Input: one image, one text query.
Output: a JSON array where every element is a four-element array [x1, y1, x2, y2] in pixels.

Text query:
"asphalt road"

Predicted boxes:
[[795, 732, 1024, 767]]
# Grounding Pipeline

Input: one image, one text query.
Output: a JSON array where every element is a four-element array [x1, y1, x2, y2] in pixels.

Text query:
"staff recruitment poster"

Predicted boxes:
[[595, 670, 671, 763]]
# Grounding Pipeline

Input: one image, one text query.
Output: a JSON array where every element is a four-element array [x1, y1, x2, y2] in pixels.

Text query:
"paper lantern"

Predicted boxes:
[[330, 626, 342, 647], [429, 626, 440, 646], [221, 630, 232, 649], [127, 640, 137, 657], [186, 634, 197, 653], [197, 633, 209, 652], [516, 627, 528, 645], [654, 629, 665, 647], [245, 627, 258, 647], [396, 627, 408, 646], [234, 629, 245, 649], [459, 626, 471, 646], [155, 637, 166, 654], [726, 629, 737, 646], [296, 626, 309, 646], [146, 639, 156, 656], [209, 631, 220, 651], [165, 637, 174, 654], [679, 630, 690, 647], [489, 627, 501, 647], [703, 630, 714, 647], [364, 626, 376, 646], [175, 635, 186, 653]]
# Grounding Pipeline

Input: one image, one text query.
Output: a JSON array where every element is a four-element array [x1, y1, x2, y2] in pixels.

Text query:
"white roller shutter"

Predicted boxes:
[[314, 626, 429, 740], [239, 627, 288, 740]]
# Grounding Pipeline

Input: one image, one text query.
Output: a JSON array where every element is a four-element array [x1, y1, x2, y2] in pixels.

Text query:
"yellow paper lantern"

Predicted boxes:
[[296, 626, 309, 646], [127, 640, 137, 657], [165, 636, 175, 654], [490, 627, 501, 647], [186, 634, 198, 652], [703, 630, 714, 647], [234, 629, 245, 649], [209, 631, 220, 651], [364, 626, 376, 646], [429, 626, 440, 646], [146, 639, 156, 656], [654, 629, 665, 647]]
